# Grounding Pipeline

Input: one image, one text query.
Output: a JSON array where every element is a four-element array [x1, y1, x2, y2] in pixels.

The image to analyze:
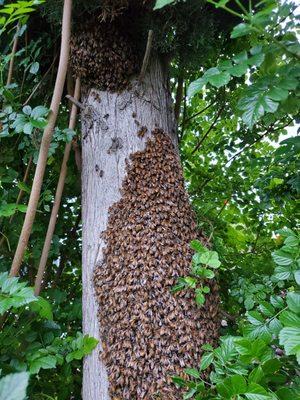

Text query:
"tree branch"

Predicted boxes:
[[139, 30, 153, 82], [10, 0, 72, 277], [191, 105, 224, 154], [34, 77, 81, 295]]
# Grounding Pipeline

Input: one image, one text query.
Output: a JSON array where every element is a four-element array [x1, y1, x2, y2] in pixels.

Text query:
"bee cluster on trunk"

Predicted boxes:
[[94, 129, 220, 399], [70, 22, 139, 92]]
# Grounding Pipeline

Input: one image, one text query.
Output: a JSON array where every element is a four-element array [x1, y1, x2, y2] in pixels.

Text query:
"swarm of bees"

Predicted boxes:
[[70, 22, 138, 92], [94, 129, 220, 399]]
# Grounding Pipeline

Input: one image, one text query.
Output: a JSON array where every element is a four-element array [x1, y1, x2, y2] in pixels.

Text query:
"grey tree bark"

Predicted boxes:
[[81, 57, 177, 399]]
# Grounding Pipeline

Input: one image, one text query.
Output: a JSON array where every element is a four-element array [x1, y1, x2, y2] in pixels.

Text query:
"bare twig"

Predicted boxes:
[[23, 54, 58, 106], [66, 94, 84, 110], [180, 101, 215, 127], [34, 77, 81, 295], [6, 24, 20, 86], [191, 105, 224, 154], [139, 30, 153, 82], [10, 0, 72, 277]]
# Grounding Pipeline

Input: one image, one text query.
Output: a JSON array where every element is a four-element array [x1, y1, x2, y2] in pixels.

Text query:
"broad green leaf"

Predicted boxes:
[[231, 23, 254, 38], [199, 250, 221, 268], [29, 61, 39, 74], [29, 355, 57, 374], [31, 105, 48, 119], [286, 292, 300, 314], [187, 77, 206, 97], [280, 310, 300, 328], [199, 352, 214, 370], [0, 372, 29, 400], [272, 249, 294, 266], [154, 0, 175, 10], [279, 327, 300, 361], [207, 71, 231, 88]]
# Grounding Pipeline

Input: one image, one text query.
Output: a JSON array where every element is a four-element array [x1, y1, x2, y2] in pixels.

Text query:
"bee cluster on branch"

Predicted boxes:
[[94, 129, 220, 399]]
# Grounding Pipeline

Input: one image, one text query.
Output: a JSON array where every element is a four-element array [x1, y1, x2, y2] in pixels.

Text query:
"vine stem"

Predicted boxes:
[[10, 0, 72, 277], [34, 77, 81, 296]]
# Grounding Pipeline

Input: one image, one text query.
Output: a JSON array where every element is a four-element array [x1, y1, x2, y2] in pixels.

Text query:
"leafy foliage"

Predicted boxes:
[[173, 230, 300, 399], [188, 0, 299, 128]]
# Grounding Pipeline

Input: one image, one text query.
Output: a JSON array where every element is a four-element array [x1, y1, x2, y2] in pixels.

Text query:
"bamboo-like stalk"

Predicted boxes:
[[34, 77, 80, 295], [6, 24, 20, 86], [10, 0, 72, 277]]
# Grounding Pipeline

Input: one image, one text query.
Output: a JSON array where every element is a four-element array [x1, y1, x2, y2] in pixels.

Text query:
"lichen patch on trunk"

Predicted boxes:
[[94, 129, 219, 399]]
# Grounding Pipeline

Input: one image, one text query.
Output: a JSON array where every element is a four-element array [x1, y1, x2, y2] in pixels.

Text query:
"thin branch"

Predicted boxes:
[[34, 77, 81, 295], [180, 101, 215, 127], [225, 119, 293, 166], [6, 24, 19, 86], [191, 105, 224, 154], [66, 94, 84, 110], [23, 54, 58, 106], [174, 72, 184, 121], [10, 0, 72, 277], [139, 30, 153, 82]]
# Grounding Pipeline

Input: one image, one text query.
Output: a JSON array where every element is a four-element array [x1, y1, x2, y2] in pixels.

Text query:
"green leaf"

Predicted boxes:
[[231, 23, 254, 38], [280, 310, 300, 328], [153, 0, 175, 10], [207, 71, 231, 88], [246, 311, 264, 325], [270, 295, 285, 309], [240, 93, 278, 128], [286, 292, 300, 314], [268, 87, 289, 101], [195, 289, 205, 306], [31, 105, 48, 119], [259, 301, 275, 317], [29, 355, 57, 374], [30, 297, 53, 320], [187, 77, 206, 97], [199, 352, 214, 370], [29, 61, 39, 74], [23, 122, 33, 135], [190, 240, 205, 252], [0, 372, 29, 400], [228, 62, 248, 77], [199, 250, 221, 268], [279, 327, 300, 361], [272, 249, 294, 266], [184, 368, 200, 379], [245, 382, 270, 400], [22, 105, 31, 115], [294, 271, 300, 285]]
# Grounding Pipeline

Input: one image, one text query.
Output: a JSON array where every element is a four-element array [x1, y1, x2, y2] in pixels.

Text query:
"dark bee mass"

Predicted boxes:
[[70, 22, 139, 92], [94, 129, 220, 399]]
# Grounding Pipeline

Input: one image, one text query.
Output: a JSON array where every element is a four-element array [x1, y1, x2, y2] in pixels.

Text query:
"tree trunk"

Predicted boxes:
[[81, 57, 219, 399]]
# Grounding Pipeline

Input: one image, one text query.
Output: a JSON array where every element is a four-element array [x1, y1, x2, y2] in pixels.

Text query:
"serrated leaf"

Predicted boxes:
[[286, 292, 300, 314], [199, 352, 214, 370], [231, 23, 254, 38]]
